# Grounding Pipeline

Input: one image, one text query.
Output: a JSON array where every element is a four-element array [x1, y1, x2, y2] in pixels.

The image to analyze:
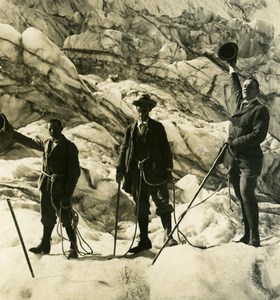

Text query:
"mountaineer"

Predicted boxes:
[[116, 94, 178, 254], [5, 117, 80, 258]]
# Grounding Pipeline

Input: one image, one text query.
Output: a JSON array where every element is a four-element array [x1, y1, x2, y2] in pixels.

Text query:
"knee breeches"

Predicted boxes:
[[40, 191, 73, 227]]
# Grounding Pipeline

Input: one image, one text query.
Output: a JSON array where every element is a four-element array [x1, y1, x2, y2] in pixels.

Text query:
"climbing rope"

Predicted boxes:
[[116, 157, 170, 257], [171, 164, 236, 250], [43, 171, 94, 259], [116, 166, 143, 258]]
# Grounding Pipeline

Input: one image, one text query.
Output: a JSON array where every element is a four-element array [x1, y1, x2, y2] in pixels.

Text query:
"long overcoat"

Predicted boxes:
[[117, 118, 173, 193], [13, 131, 80, 196], [229, 72, 270, 173]]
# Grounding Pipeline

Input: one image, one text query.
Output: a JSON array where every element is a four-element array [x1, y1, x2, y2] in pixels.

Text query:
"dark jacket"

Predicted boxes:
[[229, 72, 270, 171], [117, 118, 173, 192], [13, 131, 80, 195]]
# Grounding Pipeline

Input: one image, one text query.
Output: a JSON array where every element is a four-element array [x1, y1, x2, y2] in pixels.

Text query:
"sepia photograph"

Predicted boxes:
[[0, 0, 279, 299]]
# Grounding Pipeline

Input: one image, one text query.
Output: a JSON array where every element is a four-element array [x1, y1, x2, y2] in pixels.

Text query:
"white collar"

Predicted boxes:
[[51, 136, 62, 144], [137, 119, 149, 127], [243, 97, 258, 104]]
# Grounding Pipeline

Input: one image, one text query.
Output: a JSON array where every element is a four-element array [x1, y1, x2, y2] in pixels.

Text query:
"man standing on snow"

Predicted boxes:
[[6, 118, 80, 259], [116, 94, 178, 254], [226, 58, 270, 247]]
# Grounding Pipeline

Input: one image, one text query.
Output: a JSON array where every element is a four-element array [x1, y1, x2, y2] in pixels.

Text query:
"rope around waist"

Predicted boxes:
[[135, 157, 168, 186], [42, 171, 64, 182]]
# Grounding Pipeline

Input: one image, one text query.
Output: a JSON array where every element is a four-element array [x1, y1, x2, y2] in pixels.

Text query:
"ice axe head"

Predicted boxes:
[[0, 113, 7, 132]]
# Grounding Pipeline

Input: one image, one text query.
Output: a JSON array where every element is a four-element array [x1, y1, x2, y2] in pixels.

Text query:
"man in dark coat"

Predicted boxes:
[[226, 61, 270, 247], [116, 94, 178, 254], [9, 118, 81, 258]]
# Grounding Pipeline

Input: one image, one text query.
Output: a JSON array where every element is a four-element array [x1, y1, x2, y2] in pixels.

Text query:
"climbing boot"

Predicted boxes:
[[29, 242, 51, 254], [129, 217, 151, 254], [249, 229, 260, 247], [128, 238, 152, 254], [161, 212, 178, 247], [29, 225, 54, 254], [165, 236, 178, 247], [66, 227, 78, 259], [244, 201, 260, 247], [238, 234, 250, 244], [66, 247, 78, 259], [236, 199, 250, 244]]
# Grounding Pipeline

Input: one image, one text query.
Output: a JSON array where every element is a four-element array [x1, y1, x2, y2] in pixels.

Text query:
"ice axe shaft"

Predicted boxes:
[[113, 182, 121, 257], [7, 199, 35, 278], [152, 143, 229, 265]]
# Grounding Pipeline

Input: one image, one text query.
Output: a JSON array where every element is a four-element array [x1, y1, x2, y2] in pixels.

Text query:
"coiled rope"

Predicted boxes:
[[116, 157, 169, 257], [43, 172, 95, 259]]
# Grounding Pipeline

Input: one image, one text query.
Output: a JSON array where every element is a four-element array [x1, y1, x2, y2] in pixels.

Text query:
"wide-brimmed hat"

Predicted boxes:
[[218, 42, 238, 62], [132, 94, 157, 109]]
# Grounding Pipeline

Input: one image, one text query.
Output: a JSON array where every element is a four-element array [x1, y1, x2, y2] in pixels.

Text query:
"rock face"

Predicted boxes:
[[0, 0, 279, 226]]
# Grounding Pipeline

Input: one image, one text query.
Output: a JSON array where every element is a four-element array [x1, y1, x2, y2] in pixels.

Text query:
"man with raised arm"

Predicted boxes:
[[6, 118, 80, 258], [226, 59, 270, 247]]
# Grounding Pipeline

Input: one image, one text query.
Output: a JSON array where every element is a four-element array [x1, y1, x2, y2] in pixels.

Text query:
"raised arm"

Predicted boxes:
[[12, 131, 44, 152], [229, 65, 243, 110]]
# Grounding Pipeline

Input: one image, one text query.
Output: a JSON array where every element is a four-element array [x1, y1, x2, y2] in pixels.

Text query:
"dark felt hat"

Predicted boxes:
[[218, 42, 238, 62], [132, 94, 157, 109]]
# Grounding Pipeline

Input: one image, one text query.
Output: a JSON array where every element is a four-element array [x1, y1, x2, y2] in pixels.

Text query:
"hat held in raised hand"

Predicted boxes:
[[218, 42, 238, 63], [133, 94, 157, 109]]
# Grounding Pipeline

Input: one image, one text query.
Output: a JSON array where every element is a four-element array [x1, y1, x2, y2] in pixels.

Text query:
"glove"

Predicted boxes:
[[61, 194, 72, 209], [228, 55, 237, 68], [116, 170, 124, 183], [225, 136, 234, 145], [225, 136, 238, 156], [0, 113, 14, 137], [222, 137, 238, 168]]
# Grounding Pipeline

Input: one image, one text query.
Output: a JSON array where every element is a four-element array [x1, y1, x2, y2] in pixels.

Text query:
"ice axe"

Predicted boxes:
[[113, 181, 121, 257], [7, 199, 35, 278], [152, 143, 229, 265]]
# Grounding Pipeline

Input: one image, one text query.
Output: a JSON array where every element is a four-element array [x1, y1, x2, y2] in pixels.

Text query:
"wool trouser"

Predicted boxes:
[[40, 190, 77, 250], [40, 189, 73, 228], [131, 166, 173, 240], [229, 161, 261, 243], [131, 167, 173, 218]]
